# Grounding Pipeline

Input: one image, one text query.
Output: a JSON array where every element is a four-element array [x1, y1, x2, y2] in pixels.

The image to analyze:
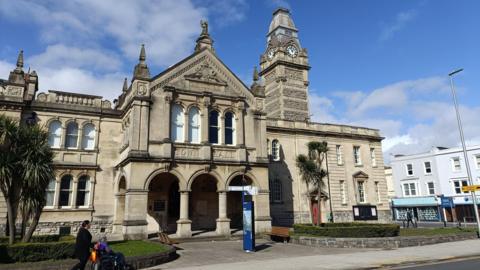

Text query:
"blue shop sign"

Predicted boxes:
[[440, 196, 454, 208]]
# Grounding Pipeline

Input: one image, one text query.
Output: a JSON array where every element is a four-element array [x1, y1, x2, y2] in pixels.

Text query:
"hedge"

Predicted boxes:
[[0, 235, 74, 244], [293, 223, 400, 238], [0, 241, 75, 263]]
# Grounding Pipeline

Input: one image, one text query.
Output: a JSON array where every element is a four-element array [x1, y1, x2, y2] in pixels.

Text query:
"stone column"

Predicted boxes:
[[112, 193, 125, 234], [160, 92, 172, 142], [176, 191, 192, 238], [71, 176, 78, 208], [200, 97, 210, 144], [123, 189, 148, 240], [216, 191, 231, 236], [53, 177, 60, 209], [235, 106, 245, 146]]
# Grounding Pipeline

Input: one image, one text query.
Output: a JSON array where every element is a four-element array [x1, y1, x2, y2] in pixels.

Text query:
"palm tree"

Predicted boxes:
[[296, 141, 329, 226], [0, 114, 54, 244], [0, 115, 22, 244], [19, 124, 54, 242]]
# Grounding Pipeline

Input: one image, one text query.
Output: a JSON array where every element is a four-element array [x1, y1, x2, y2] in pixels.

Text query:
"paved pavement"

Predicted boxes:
[[146, 238, 480, 270], [387, 256, 480, 270]]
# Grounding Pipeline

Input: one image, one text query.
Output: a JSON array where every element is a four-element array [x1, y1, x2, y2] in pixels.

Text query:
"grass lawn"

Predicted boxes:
[[399, 227, 477, 236], [109, 240, 170, 257]]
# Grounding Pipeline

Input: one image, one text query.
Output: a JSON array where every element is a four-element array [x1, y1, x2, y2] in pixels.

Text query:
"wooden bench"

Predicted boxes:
[[266, 226, 290, 243], [157, 232, 179, 245]]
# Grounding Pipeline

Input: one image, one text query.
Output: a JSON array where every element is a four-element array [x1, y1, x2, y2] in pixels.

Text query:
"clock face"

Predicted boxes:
[[267, 48, 275, 59], [286, 45, 298, 57]]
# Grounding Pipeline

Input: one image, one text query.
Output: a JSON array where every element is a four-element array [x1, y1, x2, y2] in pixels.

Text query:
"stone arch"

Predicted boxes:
[[225, 171, 261, 190], [186, 169, 224, 191], [144, 167, 187, 191], [113, 175, 127, 234], [146, 172, 181, 233], [186, 103, 201, 113], [188, 170, 221, 231]]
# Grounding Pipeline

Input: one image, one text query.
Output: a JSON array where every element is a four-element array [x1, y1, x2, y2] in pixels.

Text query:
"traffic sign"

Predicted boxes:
[[462, 185, 480, 192]]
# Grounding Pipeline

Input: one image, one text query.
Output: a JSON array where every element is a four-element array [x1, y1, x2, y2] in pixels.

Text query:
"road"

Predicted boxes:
[[386, 257, 480, 270]]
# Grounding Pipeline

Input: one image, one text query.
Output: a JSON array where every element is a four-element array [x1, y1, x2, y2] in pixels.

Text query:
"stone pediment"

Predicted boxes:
[[353, 171, 369, 179], [184, 62, 227, 86], [150, 49, 255, 104]]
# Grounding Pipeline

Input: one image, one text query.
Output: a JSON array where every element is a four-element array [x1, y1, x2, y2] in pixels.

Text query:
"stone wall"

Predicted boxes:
[[291, 232, 478, 249], [33, 221, 114, 238]]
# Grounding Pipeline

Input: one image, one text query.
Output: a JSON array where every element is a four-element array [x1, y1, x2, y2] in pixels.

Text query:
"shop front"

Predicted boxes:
[[392, 197, 440, 222]]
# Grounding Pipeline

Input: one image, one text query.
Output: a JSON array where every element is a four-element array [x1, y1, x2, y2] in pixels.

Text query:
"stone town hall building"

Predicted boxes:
[[0, 8, 389, 239]]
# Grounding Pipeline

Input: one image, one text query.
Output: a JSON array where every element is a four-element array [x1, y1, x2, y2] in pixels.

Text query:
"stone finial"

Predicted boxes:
[[253, 66, 259, 82], [139, 44, 146, 62], [16, 50, 24, 70], [195, 20, 214, 52], [132, 44, 150, 80], [8, 49, 26, 84], [201, 20, 209, 35], [250, 66, 265, 97], [122, 77, 128, 92]]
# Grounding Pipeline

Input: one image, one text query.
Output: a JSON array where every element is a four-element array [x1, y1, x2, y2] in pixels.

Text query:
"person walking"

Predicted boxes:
[[406, 210, 414, 228], [71, 220, 93, 270]]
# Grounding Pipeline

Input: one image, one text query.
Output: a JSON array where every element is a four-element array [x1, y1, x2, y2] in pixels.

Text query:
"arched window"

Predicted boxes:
[[272, 139, 280, 161], [269, 177, 283, 203], [48, 120, 62, 148], [65, 122, 79, 148], [171, 104, 184, 142], [59, 175, 72, 207], [224, 112, 235, 145], [209, 110, 219, 144], [81, 123, 96, 150], [188, 107, 200, 143], [76, 175, 90, 207], [45, 179, 56, 207]]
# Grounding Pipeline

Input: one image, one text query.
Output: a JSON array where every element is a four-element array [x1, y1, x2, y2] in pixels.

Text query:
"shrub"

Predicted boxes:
[[0, 234, 74, 244], [0, 241, 75, 263], [293, 223, 400, 238]]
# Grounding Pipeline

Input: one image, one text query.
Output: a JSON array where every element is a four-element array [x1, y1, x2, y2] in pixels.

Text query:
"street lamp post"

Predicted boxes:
[[448, 68, 480, 237]]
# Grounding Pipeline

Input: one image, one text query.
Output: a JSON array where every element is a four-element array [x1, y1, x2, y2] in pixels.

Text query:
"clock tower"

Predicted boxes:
[[259, 8, 310, 121]]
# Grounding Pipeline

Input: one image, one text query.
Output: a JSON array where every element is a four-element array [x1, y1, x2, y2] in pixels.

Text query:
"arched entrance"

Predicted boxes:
[[227, 175, 253, 229], [190, 174, 218, 231], [147, 173, 180, 233], [113, 177, 126, 234]]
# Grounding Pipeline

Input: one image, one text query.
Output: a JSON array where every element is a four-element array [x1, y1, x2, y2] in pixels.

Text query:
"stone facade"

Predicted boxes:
[[0, 8, 390, 240]]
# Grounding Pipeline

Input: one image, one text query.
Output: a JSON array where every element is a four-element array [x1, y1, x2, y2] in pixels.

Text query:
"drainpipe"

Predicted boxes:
[[325, 152, 333, 222]]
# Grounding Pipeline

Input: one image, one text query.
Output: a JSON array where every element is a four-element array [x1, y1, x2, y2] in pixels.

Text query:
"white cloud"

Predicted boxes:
[[312, 76, 479, 164], [337, 77, 449, 117], [0, 0, 251, 101], [0, 0, 208, 67], [0, 61, 14, 79], [380, 9, 417, 41], [309, 93, 336, 123], [29, 44, 122, 72], [197, 0, 249, 26]]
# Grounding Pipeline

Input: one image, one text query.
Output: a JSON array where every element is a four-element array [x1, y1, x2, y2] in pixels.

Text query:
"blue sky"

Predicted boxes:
[[1, 0, 479, 162]]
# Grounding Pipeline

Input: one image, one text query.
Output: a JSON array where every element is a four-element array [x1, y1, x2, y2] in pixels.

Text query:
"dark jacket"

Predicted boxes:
[[74, 227, 92, 259]]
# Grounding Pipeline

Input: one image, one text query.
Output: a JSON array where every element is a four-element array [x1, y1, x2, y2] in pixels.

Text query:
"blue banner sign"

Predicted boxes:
[[440, 196, 454, 208], [243, 201, 255, 252]]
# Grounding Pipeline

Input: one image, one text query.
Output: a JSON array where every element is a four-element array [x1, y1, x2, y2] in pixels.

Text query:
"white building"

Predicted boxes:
[[391, 146, 480, 222]]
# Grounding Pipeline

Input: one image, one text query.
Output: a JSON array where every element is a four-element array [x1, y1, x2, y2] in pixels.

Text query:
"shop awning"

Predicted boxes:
[[392, 196, 439, 207]]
